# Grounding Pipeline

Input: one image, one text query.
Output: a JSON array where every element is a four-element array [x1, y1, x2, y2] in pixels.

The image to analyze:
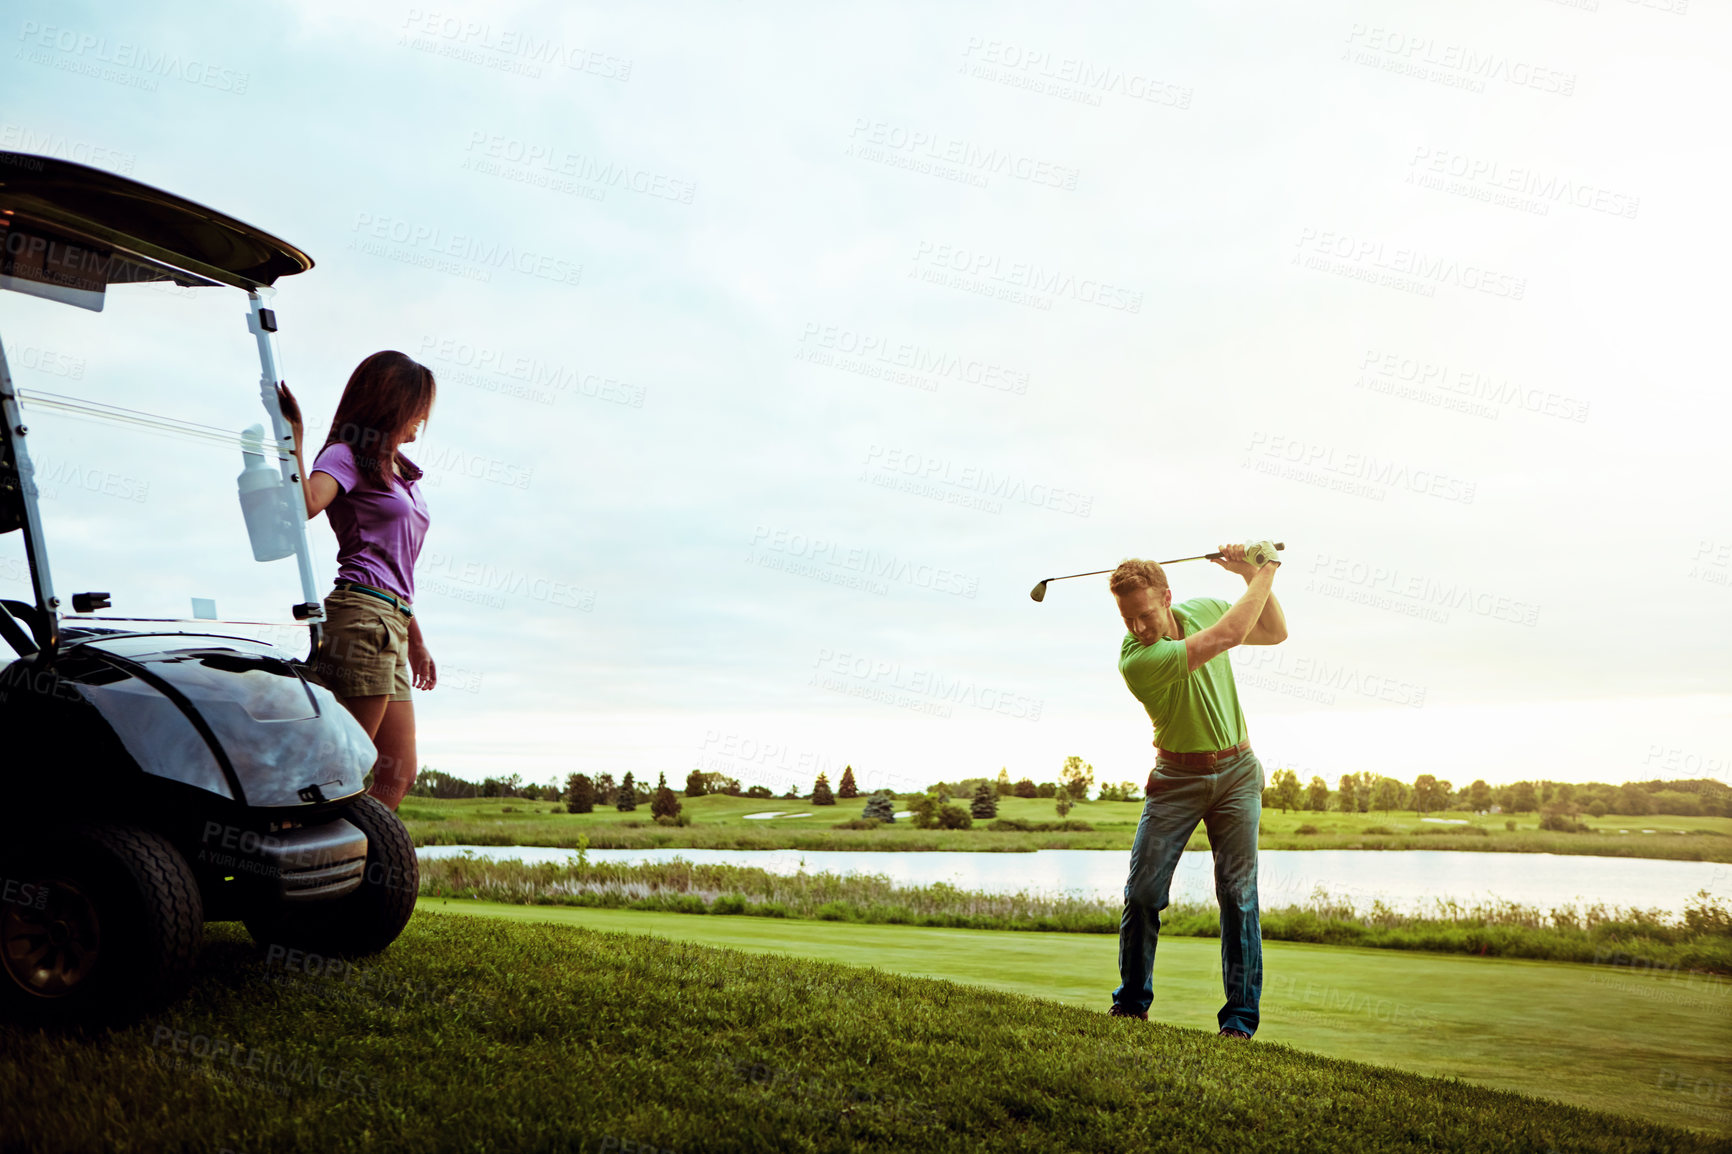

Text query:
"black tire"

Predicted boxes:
[[243, 794, 418, 957], [0, 824, 202, 1025]]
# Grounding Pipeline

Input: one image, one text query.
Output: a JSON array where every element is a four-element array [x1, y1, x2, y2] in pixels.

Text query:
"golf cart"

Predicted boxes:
[[0, 152, 417, 1023]]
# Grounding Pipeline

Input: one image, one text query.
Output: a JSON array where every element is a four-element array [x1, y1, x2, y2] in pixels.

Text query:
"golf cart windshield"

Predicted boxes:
[[0, 151, 320, 663]]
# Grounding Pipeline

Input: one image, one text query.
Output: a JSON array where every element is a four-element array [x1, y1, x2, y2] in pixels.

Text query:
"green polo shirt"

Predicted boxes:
[[1118, 597, 1248, 753]]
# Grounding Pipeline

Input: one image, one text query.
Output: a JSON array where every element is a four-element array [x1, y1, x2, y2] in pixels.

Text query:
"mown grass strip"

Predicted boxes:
[[419, 855, 1732, 975], [0, 912, 1721, 1152]]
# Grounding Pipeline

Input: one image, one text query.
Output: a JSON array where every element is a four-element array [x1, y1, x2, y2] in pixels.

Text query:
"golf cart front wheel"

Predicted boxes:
[[244, 794, 418, 957], [0, 825, 203, 1024]]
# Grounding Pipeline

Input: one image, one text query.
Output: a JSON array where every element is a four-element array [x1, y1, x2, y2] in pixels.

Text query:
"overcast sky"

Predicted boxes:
[[3, 0, 1727, 794]]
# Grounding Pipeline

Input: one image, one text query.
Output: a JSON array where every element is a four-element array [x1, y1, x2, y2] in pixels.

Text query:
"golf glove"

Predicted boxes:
[[1244, 539, 1281, 567]]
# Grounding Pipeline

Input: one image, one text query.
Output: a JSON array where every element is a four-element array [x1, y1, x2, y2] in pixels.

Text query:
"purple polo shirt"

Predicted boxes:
[[310, 441, 429, 603]]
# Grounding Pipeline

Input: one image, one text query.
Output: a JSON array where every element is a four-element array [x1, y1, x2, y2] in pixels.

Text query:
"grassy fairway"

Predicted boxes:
[[2, 912, 1721, 1153], [427, 897, 1732, 1137], [401, 794, 1732, 862]]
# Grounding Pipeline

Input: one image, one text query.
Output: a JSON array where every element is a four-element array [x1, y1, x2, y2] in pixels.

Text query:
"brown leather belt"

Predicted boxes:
[[1154, 738, 1251, 770]]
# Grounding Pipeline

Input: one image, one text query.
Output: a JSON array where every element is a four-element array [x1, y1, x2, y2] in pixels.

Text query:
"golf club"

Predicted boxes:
[[1029, 543, 1285, 602]]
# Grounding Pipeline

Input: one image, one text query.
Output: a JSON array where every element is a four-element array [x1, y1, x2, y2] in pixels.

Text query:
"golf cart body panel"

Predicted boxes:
[[63, 635, 375, 808]]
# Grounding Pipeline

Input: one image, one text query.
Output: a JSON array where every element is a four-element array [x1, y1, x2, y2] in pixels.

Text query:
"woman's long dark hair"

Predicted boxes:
[[321, 351, 437, 490]]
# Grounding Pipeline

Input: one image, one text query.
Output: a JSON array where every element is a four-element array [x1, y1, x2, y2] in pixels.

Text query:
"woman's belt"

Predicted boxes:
[[332, 579, 414, 618]]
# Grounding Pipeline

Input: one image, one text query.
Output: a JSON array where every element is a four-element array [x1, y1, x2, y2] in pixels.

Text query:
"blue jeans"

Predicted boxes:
[[1113, 747, 1263, 1035]]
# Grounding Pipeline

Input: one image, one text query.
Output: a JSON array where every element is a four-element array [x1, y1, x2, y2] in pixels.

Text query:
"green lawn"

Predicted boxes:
[[400, 793, 1732, 862], [2, 908, 1721, 1152], [428, 898, 1732, 1138]]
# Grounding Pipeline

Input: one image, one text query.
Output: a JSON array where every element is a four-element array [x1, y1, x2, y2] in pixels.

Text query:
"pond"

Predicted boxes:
[[417, 845, 1730, 916]]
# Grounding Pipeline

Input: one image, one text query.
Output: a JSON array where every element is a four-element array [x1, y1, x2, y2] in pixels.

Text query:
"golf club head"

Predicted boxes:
[[1029, 580, 1049, 603]]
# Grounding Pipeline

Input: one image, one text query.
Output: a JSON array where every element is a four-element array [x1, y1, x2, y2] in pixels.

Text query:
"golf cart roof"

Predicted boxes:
[[0, 151, 312, 309]]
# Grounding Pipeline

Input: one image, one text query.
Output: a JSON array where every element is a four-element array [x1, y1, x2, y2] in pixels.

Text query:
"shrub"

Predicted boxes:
[[1539, 810, 1589, 833], [832, 818, 882, 831], [987, 819, 1095, 833], [1361, 826, 1396, 835], [1683, 890, 1732, 937], [711, 894, 748, 915], [1013, 778, 1038, 798], [938, 804, 973, 830], [1296, 824, 1320, 835], [653, 812, 693, 827], [1506, 820, 1517, 831]]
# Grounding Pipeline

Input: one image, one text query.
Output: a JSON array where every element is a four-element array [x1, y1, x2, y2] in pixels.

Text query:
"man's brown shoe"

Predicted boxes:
[[1218, 1027, 1251, 1039], [1109, 1005, 1148, 1020]]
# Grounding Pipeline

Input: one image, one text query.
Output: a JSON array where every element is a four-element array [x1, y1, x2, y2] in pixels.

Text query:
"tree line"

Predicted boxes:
[[409, 761, 1729, 822]]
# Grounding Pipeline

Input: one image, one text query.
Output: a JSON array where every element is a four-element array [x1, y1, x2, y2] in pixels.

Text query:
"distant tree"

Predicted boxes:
[[745, 784, 774, 799], [1354, 772, 1374, 813], [838, 766, 859, 799], [1372, 776, 1403, 813], [1013, 778, 1038, 798], [1468, 779, 1492, 813], [1036, 782, 1057, 798], [1588, 800, 1608, 818], [685, 770, 707, 798], [910, 794, 940, 829], [862, 790, 896, 823], [1614, 783, 1655, 816], [698, 771, 741, 796], [595, 773, 617, 805], [1306, 776, 1330, 812], [1055, 787, 1075, 819], [971, 782, 998, 819], [1272, 769, 1302, 813], [782, 785, 802, 800], [615, 772, 637, 811], [1060, 756, 1096, 801], [996, 768, 1013, 796], [651, 772, 681, 820], [812, 773, 836, 806], [1412, 775, 1452, 816], [1098, 781, 1139, 802], [566, 773, 594, 814], [1507, 781, 1536, 813], [1337, 775, 1358, 814]]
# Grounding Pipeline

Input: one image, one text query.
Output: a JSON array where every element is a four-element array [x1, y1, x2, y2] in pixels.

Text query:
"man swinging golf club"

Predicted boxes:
[[1106, 539, 1285, 1038]]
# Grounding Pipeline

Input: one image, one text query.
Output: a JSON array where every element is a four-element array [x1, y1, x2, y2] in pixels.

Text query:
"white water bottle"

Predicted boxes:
[[237, 423, 296, 562]]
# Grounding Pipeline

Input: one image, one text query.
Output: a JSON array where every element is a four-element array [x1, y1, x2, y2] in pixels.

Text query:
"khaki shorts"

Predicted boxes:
[[305, 586, 412, 701]]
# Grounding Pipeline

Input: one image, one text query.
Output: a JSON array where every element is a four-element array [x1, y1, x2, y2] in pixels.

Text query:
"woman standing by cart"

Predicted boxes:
[[276, 351, 437, 810]]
